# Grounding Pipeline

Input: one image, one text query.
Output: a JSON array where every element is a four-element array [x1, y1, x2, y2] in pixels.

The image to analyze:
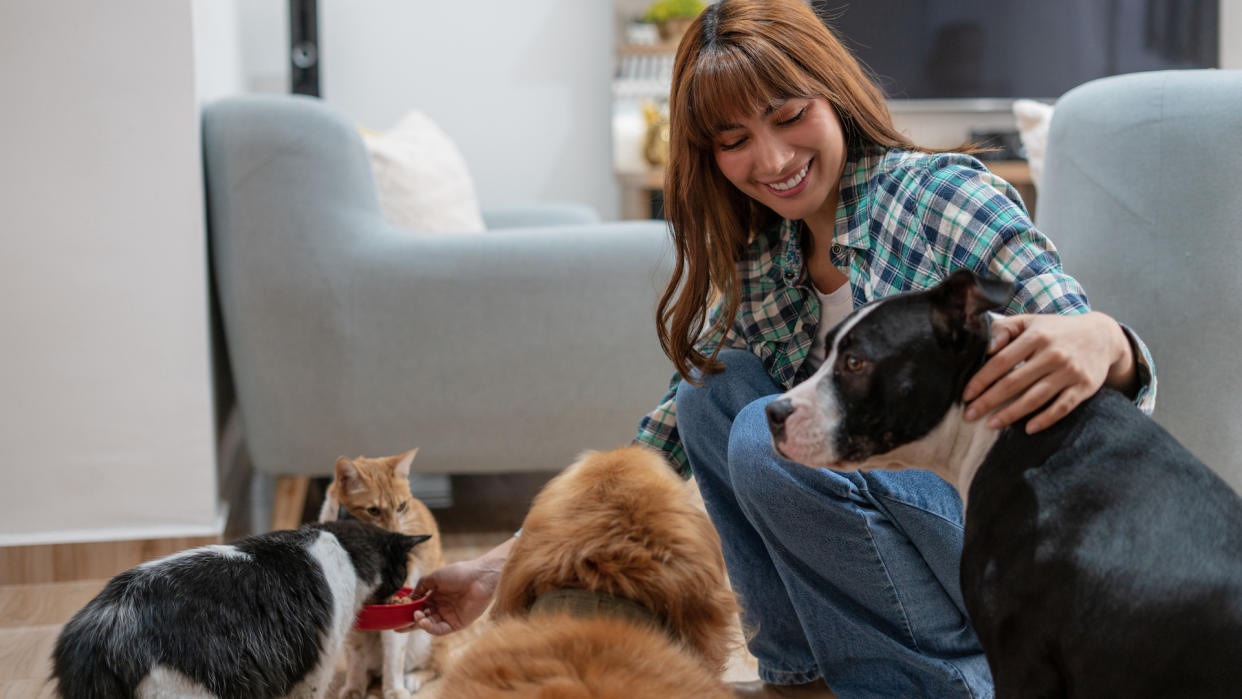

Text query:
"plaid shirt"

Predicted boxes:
[[636, 145, 1157, 478]]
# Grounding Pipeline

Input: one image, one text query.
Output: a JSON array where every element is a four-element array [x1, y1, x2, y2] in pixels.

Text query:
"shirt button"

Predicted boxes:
[[783, 269, 796, 280], [830, 244, 843, 256]]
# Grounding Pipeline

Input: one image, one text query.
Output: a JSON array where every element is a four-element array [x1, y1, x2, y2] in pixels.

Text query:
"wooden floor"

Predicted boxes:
[[0, 472, 758, 697]]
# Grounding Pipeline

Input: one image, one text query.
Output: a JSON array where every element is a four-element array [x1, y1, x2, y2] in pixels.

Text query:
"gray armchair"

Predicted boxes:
[[203, 95, 676, 529], [1037, 69, 1242, 492]]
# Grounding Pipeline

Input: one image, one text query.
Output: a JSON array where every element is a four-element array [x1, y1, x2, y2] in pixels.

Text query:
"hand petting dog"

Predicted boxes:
[[963, 310, 1137, 434]]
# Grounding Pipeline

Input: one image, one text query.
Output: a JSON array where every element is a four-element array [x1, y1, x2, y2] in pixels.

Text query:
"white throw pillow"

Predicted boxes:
[[362, 111, 486, 233], [1012, 99, 1054, 193]]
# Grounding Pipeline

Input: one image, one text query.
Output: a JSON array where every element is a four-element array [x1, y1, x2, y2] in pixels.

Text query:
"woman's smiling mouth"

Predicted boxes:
[[762, 159, 812, 198]]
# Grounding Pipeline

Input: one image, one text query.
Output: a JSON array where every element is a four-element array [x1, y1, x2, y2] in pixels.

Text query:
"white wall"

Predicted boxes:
[[0, 1, 221, 545], [192, 0, 245, 104], [318, 0, 619, 219], [1224, 0, 1242, 70]]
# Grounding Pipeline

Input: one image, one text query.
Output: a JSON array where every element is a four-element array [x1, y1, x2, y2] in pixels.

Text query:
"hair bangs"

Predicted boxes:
[[682, 39, 819, 147]]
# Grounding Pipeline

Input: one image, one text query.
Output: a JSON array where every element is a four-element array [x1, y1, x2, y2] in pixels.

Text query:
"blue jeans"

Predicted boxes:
[[676, 350, 993, 699]]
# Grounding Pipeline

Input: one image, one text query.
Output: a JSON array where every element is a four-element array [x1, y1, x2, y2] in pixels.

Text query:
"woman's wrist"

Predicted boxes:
[[1100, 313, 1139, 396], [478, 536, 515, 573]]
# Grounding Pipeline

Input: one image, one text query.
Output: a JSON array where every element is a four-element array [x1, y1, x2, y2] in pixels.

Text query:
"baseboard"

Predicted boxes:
[[0, 532, 226, 585], [0, 506, 229, 585]]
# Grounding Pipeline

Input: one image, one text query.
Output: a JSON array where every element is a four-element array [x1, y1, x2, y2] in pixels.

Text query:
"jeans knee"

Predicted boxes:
[[674, 349, 767, 428], [727, 397, 778, 472], [729, 397, 859, 502]]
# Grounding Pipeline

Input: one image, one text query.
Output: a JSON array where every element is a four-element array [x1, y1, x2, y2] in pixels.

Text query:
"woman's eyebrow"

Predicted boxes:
[[715, 99, 790, 133]]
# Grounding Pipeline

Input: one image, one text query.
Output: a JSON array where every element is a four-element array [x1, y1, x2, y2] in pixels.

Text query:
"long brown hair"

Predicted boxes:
[[658, 0, 969, 382]]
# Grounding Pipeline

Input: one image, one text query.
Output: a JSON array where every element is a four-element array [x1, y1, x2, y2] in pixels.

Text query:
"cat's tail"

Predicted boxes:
[[50, 600, 134, 699]]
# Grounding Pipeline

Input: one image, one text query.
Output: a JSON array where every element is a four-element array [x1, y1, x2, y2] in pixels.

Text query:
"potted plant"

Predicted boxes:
[[642, 0, 706, 43]]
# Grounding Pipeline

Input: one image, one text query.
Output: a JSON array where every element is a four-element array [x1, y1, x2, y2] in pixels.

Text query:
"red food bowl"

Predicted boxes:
[[354, 587, 429, 631]]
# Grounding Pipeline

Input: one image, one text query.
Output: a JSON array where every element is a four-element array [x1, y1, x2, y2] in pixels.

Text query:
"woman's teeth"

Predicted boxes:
[[768, 162, 809, 191]]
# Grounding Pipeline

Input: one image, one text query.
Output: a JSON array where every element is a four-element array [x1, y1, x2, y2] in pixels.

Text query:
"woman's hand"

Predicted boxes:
[[962, 311, 1136, 434], [395, 536, 514, 635]]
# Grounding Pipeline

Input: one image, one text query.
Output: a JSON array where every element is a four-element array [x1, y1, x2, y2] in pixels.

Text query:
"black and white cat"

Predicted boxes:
[[52, 520, 431, 699]]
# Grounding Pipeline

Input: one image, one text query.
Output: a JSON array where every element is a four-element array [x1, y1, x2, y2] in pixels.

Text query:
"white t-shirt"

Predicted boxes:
[[807, 282, 855, 368]]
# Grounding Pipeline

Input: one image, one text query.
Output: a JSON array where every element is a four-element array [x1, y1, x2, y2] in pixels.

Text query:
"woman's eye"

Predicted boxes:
[[719, 136, 747, 151], [366, 506, 381, 516], [777, 107, 807, 126]]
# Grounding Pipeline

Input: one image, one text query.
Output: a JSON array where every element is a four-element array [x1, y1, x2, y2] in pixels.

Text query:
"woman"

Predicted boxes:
[[411, 2, 1155, 697]]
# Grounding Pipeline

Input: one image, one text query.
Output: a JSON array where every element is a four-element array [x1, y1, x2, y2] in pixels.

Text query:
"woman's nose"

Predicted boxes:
[[752, 131, 794, 178]]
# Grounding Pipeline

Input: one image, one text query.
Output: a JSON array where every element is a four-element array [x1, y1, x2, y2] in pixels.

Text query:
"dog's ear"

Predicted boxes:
[[929, 269, 1015, 347]]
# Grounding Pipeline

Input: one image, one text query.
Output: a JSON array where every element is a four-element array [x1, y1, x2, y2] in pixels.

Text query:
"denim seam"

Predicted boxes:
[[874, 493, 966, 533], [755, 663, 822, 686], [939, 657, 980, 699], [861, 515, 921, 653]]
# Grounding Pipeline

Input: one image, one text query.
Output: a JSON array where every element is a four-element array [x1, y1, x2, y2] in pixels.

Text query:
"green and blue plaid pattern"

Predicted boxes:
[[637, 145, 1157, 477]]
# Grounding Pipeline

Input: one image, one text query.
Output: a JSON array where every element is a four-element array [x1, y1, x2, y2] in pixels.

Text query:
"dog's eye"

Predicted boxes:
[[843, 354, 866, 372], [366, 506, 381, 516], [397, 501, 408, 513]]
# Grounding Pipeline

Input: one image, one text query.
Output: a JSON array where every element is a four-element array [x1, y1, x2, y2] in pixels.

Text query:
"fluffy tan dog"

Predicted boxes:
[[436, 445, 739, 698]]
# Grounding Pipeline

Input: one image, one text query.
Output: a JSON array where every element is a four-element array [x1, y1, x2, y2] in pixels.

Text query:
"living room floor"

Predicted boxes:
[[0, 472, 758, 697]]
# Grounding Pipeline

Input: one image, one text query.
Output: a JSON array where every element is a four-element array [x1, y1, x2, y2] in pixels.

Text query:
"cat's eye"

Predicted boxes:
[[366, 506, 381, 516], [398, 501, 409, 513]]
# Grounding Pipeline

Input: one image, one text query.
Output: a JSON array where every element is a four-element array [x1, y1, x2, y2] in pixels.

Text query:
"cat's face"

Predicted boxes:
[[333, 450, 422, 532]]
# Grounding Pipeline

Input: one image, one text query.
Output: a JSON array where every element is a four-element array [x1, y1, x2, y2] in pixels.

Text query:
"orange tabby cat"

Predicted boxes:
[[318, 449, 444, 698]]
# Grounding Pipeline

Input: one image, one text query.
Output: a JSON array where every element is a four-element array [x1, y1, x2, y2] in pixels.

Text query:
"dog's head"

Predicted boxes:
[[768, 269, 1014, 469], [491, 445, 739, 674]]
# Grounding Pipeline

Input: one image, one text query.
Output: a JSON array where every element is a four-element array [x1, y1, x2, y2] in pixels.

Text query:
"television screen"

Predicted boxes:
[[814, 0, 1219, 100]]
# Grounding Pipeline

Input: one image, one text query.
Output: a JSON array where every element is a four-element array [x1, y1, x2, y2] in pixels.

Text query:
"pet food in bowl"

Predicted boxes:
[[354, 587, 429, 630]]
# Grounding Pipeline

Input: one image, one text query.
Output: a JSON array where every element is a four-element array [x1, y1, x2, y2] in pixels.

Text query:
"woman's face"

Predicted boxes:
[[712, 96, 847, 226]]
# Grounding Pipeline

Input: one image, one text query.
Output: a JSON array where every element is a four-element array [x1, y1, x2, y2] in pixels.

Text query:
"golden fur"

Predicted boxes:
[[437, 445, 739, 698], [319, 449, 444, 698]]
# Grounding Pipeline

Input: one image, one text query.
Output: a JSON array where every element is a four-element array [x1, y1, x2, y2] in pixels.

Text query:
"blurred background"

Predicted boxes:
[[1, 0, 1239, 562]]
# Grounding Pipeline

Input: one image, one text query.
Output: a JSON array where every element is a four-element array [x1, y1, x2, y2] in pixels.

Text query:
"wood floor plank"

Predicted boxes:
[[0, 626, 59, 686], [0, 580, 105, 630], [1, 678, 57, 699]]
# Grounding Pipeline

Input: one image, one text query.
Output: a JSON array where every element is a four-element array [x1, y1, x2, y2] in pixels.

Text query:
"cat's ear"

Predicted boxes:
[[335, 457, 364, 493], [397, 533, 432, 553], [393, 449, 419, 480]]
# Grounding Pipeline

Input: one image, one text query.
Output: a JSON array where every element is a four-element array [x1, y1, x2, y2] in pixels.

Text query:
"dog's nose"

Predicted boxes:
[[766, 398, 796, 437]]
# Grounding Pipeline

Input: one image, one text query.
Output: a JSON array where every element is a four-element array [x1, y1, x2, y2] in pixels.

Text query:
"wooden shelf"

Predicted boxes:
[[981, 159, 1033, 186]]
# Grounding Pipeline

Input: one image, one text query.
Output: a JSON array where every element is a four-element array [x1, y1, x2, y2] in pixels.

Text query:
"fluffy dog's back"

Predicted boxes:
[[439, 445, 739, 695], [436, 615, 733, 699]]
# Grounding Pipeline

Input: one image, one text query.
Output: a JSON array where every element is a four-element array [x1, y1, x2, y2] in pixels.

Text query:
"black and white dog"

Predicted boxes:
[[766, 269, 1242, 697]]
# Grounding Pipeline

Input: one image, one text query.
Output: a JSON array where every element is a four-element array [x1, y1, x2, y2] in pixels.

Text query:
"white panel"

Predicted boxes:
[[0, 0, 219, 544]]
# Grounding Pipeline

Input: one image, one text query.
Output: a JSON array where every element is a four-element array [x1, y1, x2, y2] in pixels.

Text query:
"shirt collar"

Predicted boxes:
[[834, 142, 884, 250], [775, 142, 883, 281]]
